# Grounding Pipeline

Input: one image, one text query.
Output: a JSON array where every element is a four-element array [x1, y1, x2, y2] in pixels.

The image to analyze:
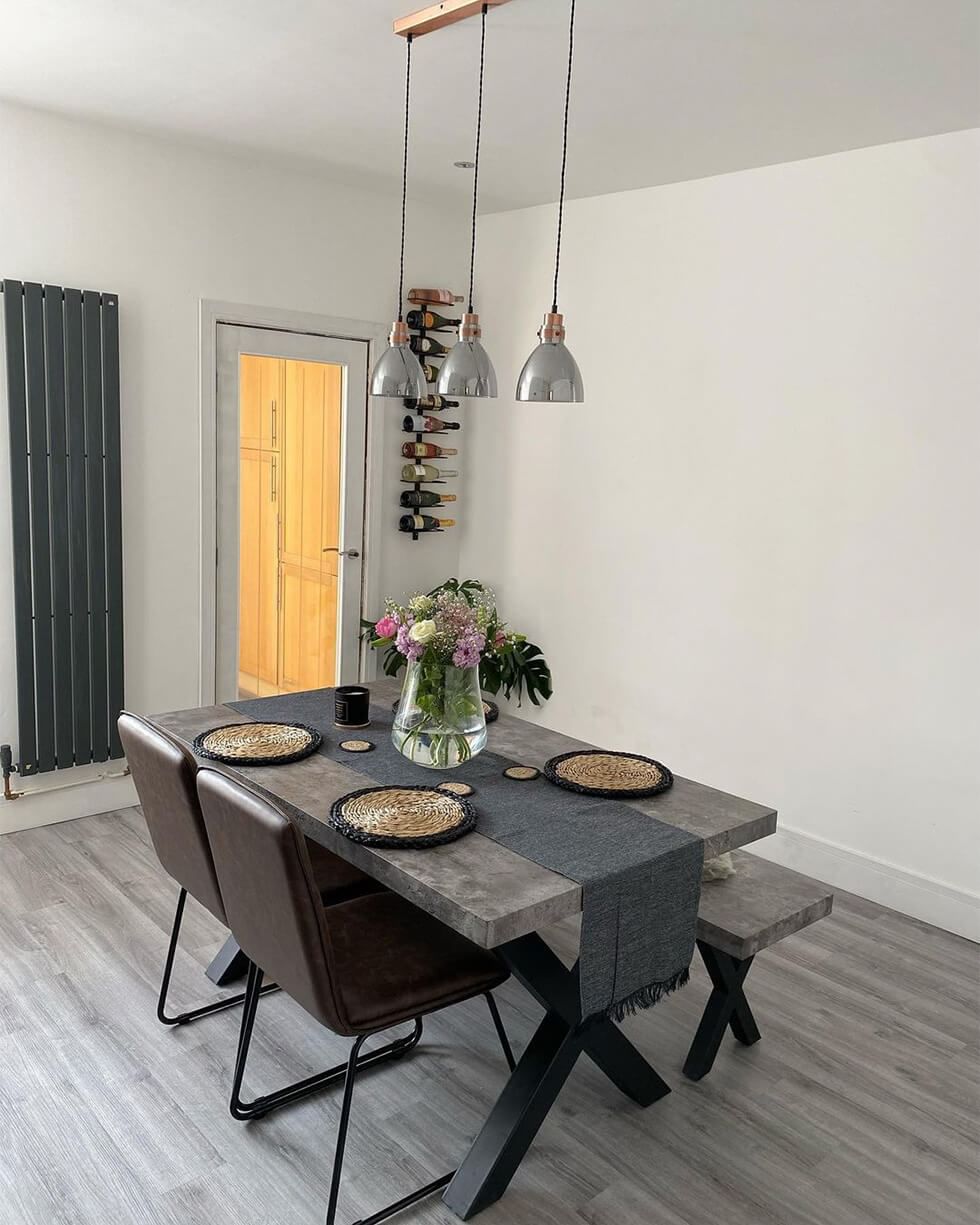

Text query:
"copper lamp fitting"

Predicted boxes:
[[459, 312, 483, 341], [389, 319, 411, 346], [539, 311, 566, 344]]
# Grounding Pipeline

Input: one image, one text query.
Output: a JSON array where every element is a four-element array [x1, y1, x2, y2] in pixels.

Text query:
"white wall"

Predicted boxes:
[[0, 102, 466, 831], [461, 129, 980, 938]]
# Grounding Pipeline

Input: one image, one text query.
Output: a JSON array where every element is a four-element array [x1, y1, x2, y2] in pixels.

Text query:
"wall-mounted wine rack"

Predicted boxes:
[[399, 288, 463, 541]]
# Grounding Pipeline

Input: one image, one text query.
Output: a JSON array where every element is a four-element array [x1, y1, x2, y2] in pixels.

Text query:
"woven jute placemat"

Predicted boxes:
[[330, 784, 476, 848], [543, 750, 673, 799], [193, 722, 321, 766]]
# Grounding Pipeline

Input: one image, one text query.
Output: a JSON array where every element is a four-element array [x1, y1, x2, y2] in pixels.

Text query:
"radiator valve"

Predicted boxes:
[[1, 745, 21, 801]]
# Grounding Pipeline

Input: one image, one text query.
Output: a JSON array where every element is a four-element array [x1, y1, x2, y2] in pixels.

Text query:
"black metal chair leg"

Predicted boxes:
[[230, 966, 424, 1122], [484, 992, 516, 1072], [325, 1035, 365, 1225], [325, 1031, 456, 1225], [157, 888, 278, 1027], [325, 994, 518, 1224], [683, 941, 760, 1081]]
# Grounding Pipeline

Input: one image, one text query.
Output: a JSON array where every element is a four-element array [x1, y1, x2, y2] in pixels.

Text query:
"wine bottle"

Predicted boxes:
[[400, 490, 457, 509], [406, 309, 461, 332], [404, 394, 459, 410], [421, 362, 441, 384], [401, 463, 458, 481], [402, 415, 462, 433], [408, 288, 463, 307], [409, 335, 452, 357], [399, 514, 455, 533], [401, 441, 458, 459]]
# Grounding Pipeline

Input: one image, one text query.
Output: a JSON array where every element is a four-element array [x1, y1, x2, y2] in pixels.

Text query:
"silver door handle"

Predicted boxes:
[[322, 547, 360, 559]]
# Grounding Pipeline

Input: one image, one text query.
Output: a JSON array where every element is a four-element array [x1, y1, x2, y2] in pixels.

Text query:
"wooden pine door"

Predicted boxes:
[[278, 359, 343, 692], [216, 323, 368, 704]]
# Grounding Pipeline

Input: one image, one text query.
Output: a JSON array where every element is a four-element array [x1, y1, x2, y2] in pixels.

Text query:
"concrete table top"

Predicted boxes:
[[148, 680, 777, 949]]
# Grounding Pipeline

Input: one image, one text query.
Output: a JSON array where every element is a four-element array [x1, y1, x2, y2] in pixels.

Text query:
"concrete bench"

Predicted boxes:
[[685, 851, 834, 1080]]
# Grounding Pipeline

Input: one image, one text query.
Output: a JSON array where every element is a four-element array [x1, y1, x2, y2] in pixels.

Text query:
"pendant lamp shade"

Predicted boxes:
[[516, 312, 583, 403], [437, 313, 498, 397], [372, 320, 427, 399], [370, 34, 425, 398], [439, 4, 497, 398], [516, 0, 583, 403]]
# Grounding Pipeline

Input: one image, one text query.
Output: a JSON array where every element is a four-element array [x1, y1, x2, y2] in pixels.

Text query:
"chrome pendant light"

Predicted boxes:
[[437, 4, 497, 398], [516, 0, 583, 402], [370, 34, 427, 399]]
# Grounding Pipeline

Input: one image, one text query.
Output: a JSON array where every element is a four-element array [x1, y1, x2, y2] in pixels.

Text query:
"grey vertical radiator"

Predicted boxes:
[[2, 281, 124, 777]]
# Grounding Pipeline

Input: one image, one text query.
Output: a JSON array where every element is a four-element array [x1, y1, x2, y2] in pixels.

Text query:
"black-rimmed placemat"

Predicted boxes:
[[330, 784, 476, 848], [193, 721, 322, 766], [543, 750, 673, 798]]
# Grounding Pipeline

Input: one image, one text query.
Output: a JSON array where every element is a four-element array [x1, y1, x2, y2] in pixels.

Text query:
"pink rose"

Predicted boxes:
[[375, 615, 398, 639]]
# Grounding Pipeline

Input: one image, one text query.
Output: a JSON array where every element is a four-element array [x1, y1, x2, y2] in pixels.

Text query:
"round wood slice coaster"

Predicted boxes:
[[436, 780, 475, 797], [543, 750, 673, 798], [330, 785, 476, 849], [339, 739, 374, 753], [503, 765, 540, 782], [192, 722, 321, 766]]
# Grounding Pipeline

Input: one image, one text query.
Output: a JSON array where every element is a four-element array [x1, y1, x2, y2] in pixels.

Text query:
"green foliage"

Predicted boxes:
[[480, 638, 553, 707]]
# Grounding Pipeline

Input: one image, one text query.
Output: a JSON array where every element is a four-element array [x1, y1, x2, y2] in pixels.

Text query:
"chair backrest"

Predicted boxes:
[[117, 712, 228, 925], [196, 768, 348, 1034]]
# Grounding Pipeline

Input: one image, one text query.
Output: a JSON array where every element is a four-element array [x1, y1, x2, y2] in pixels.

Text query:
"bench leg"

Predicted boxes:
[[683, 941, 760, 1081]]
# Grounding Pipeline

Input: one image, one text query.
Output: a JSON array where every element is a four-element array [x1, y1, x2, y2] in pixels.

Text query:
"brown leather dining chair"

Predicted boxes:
[[196, 767, 516, 1225], [118, 711, 379, 1033]]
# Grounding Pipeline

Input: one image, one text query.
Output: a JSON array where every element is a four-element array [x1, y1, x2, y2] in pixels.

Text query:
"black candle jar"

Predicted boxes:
[[334, 685, 370, 729]]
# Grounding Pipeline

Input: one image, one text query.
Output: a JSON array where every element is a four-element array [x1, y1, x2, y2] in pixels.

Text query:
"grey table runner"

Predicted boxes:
[[229, 690, 704, 1021]]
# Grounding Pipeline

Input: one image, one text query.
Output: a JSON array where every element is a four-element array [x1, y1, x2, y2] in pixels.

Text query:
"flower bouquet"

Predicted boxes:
[[366, 579, 552, 768]]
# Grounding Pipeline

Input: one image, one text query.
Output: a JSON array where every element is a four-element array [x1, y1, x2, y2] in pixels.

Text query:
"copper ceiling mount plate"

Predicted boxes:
[[394, 0, 513, 39]]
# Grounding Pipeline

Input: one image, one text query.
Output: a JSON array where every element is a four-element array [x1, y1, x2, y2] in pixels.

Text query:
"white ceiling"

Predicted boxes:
[[0, 0, 977, 212]]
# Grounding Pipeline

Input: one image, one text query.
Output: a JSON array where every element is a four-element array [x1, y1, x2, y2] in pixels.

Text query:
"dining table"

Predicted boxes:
[[146, 679, 777, 1220]]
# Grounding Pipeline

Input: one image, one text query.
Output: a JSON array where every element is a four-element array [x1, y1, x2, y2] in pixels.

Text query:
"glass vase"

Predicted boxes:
[[392, 660, 488, 769]]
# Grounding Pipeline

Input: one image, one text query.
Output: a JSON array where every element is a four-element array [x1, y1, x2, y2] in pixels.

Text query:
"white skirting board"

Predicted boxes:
[[746, 825, 979, 944], [0, 769, 137, 836]]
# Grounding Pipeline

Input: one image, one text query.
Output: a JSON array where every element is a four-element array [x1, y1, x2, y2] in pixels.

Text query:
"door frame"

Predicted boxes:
[[199, 299, 387, 706]]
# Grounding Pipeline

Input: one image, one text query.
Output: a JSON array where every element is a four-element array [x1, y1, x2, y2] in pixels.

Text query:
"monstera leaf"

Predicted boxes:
[[481, 640, 552, 707]]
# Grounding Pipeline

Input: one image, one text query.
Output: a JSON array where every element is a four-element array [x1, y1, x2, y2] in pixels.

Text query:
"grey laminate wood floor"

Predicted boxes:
[[0, 808, 976, 1225]]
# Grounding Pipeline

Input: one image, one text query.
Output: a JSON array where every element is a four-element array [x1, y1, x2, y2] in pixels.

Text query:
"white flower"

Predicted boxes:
[[408, 619, 437, 644]]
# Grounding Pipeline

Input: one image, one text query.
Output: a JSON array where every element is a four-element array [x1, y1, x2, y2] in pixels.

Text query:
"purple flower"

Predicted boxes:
[[396, 623, 423, 661], [452, 630, 485, 669]]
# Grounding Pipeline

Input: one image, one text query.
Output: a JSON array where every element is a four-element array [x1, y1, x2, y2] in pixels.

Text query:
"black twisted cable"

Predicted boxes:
[[552, 0, 576, 313]]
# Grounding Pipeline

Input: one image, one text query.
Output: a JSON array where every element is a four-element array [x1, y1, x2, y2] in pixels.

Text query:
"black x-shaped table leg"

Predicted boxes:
[[205, 934, 251, 987], [442, 932, 672, 1220], [682, 939, 761, 1081]]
